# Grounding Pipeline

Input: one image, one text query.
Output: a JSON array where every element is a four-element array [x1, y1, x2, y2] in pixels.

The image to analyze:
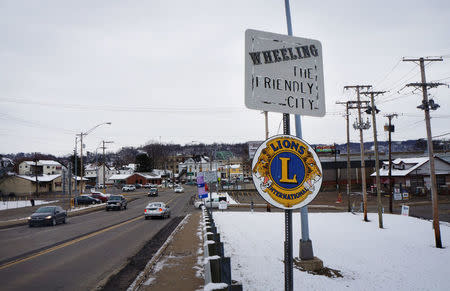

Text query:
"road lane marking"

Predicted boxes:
[[0, 215, 143, 271]]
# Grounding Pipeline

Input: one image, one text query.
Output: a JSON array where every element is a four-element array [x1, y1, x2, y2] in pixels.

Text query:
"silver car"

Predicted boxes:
[[144, 202, 171, 219]]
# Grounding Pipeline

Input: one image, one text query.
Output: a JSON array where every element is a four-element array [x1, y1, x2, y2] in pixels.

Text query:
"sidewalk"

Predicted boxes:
[[133, 211, 204, 291]]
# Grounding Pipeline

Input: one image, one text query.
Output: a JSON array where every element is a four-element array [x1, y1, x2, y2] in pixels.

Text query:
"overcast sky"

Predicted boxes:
[[1, 0, 449, 156]]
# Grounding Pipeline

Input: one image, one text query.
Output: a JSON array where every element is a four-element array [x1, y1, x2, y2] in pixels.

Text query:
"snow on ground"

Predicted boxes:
[[0, 200, 58, 211], [214, 212, 450, 291]]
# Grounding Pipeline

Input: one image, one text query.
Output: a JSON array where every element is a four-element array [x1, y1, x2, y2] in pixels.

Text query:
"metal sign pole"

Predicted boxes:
[[284, 1, 293, 290]]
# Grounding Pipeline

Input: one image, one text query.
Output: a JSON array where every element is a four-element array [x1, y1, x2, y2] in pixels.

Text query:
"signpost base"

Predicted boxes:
[[294, 256, 323, 272], [299, 239, 314, 260]]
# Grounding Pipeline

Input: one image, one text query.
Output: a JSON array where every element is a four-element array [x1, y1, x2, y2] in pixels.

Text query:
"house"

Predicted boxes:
[[18, 160, 65, 176], [84, 163, 118, 186], [167, 155, 190, 177], [108, 172, 163, 186], [0, 173, 87, 196], [178, 155, 218, 183], [370, 157, 450, 195]]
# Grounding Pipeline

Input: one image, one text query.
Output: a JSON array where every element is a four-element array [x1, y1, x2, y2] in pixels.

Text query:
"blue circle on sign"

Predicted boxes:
[[270, 152, 306, 190]]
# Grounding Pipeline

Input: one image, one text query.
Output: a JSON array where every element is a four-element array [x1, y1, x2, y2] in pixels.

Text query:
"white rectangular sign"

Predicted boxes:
[[219, 200, 228, 210], [401, 205, 410, 216], [245, 29, 325, 116], [248, 141, 263, 159], [203, 171, 217, 184]]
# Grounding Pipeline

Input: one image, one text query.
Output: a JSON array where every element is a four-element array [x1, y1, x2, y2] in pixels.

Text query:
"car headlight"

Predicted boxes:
[[27, 216, 31, 220], [45, 215, 52, 219]]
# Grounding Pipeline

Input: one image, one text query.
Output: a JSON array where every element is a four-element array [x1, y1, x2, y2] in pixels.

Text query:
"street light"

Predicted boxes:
[[77, 122, 112, 193]]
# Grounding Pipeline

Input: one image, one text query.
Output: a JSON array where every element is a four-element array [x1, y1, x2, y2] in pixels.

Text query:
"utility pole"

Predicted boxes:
[[361, 90, 386, 229], [79, 132, 84, 194], [345, 104, 351, 212], [334, 143, 339, 193], [34, 152, 38, 197], [264, 111, 271, 212], [74, 136, 78, 194], [385, 113, 398, 213], [102, 140, 114, 191], [403, 56, 444, 248], [344, 85, 372, 222], [68, 163, 72, 210], [336, 100, 370, 213]]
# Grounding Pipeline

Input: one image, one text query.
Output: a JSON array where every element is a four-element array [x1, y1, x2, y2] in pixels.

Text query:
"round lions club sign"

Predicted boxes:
[[252, 135, 322, 209]]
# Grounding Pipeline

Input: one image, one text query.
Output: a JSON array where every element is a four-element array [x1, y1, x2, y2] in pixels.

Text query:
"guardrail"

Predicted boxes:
[[202, 207, 242, 291]]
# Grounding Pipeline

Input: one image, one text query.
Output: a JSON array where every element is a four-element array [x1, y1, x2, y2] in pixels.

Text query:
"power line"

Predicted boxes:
[[0, 97, 244, 114]]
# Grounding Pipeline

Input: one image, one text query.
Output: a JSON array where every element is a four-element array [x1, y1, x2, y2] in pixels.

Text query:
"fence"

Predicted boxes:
[[202, 207, 242, 291]]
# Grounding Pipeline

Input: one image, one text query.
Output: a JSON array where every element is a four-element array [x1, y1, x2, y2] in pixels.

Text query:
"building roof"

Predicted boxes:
[[109, 174, 132, 180], [17, 174, 61, 182], [108, 172, 162, 181], [372, 157, 429, 177], [22, 160, 63, 167]]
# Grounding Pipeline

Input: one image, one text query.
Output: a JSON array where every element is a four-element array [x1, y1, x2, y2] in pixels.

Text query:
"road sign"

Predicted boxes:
[[197, 175, 207, 198], [248, 141, 263, 159], [203, 171, 217, 184], [245, 29, 325, 116], [252, 135, 323, 209], [401, 205, 410, 216], [219, 200, 228, 210]]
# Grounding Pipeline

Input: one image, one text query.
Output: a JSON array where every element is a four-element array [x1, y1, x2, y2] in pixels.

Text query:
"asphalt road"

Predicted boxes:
[[0, 187, 196, 291]]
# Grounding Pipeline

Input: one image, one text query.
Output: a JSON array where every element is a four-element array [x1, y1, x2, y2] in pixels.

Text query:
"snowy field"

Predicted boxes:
[[214, 212, 450, 291], [0, 200, 57, 211]]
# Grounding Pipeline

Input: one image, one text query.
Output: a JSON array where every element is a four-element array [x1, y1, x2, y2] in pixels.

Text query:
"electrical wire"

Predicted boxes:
[[0, 97, 244, 114]]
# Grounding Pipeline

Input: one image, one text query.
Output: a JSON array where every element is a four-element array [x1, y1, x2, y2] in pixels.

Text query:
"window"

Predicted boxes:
[[436, 175, 445, 187]]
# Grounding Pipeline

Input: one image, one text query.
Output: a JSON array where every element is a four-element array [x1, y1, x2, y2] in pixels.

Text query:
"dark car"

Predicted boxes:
[[90, 192, 108, 203], [106, 195, 127, 211], [148, 188, 158, 197], [28, 206, 67, 227], [74, 195, 101, 205]]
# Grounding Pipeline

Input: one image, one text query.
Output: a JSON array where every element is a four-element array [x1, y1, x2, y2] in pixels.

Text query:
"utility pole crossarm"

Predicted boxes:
[[344, 85, 372, 89], [406, 82, 446, 88], [360, 91, 387, 95], [403, 57, 443, 62]]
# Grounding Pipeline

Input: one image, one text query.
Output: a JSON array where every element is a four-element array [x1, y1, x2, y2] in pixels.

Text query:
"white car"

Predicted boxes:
[[122, 184, 136, 192], [144, 202, 171, 219], [174, 186, 184, 193], [194, 198, 223, 209]]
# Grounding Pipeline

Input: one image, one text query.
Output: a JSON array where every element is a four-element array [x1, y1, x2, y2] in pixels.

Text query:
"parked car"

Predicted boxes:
[[135, 183, 142, 189], [95, 184, 106, 189], [85, 185, 95, 190], [122, 185, 136, 192], [75, 195, 101, 205], [194, 198, 223, 209], [106, 195, 127, 211], [174, 186, 184, 193], [90, 192, 108, 203], [28, 206, 67, 227], [148, 188, 159, 197], [143, 183, 154, 188], [144, 202, 170, 219]]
